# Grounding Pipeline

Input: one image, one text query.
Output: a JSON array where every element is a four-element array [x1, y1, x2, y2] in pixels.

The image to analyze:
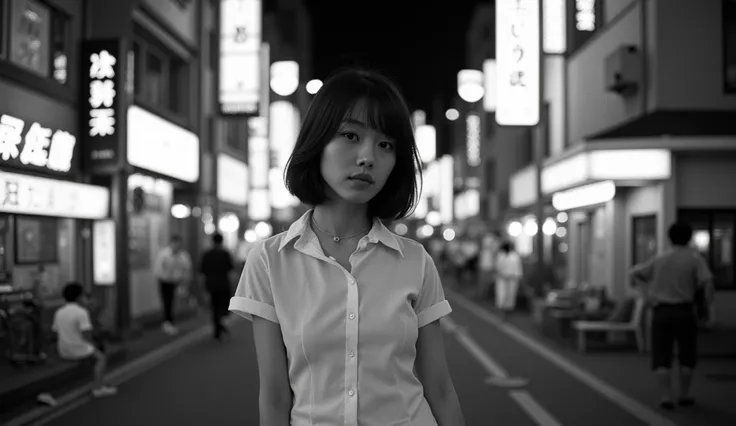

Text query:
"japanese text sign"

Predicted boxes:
[[0, 112, 77, 174], [496, 0, 541, 126], [81, 39, 124, 172]]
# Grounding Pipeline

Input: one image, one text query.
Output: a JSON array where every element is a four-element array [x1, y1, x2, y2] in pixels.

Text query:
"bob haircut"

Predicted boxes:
[[284, 68, 422, 221]]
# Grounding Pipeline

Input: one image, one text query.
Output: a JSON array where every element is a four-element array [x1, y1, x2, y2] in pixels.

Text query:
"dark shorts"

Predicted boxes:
[[651, 303, 697, 370]]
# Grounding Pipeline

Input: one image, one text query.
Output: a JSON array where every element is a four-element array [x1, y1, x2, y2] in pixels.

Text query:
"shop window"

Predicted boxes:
[[632, 214, 657, 266], [724, 0, 736, 92], [2, 0, 69, 84], [15, 215, 57, 264], [680, 210, 736, 290]]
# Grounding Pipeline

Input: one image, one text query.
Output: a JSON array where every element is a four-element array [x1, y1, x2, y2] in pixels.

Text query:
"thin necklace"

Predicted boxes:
[[311, 216, 370, 243]]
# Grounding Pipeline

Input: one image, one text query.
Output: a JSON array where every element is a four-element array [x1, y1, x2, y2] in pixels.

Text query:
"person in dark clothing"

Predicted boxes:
[[630, 221, 714, 410], [200, 233, 235, 340]]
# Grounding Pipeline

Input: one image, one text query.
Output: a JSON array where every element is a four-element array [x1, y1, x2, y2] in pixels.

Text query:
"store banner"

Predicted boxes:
[[81, 38, 126, 173]]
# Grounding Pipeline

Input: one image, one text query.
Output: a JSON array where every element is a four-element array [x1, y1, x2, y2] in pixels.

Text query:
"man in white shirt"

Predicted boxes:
[[154, 235, 192, 335], [47, 282, 116, 401]]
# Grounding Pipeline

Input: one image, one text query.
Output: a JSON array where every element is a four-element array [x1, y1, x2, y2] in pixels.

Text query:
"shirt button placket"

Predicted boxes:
[[345, 273, 359, 425]]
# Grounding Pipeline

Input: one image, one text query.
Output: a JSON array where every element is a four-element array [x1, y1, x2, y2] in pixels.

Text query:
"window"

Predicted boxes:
[[724, 0, 736, 92], [680, 210, 736, 290], [131, 30, 190, 118], [632, 215, 657, 266], [14, 215, 58, 264], [2, 0, 68, 84]]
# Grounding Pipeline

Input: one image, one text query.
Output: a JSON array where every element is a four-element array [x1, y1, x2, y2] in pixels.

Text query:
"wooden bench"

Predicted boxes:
[[572, 297, 646, 353]]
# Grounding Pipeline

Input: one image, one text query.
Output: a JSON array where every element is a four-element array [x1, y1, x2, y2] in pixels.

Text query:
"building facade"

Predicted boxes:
[[0, 0, 110, 325], [508, 0, 736, 326]]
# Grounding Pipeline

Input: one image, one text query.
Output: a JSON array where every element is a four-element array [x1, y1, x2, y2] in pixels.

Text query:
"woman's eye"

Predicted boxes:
[[379, 141, 394, 150], [341, 132, 358, 141]]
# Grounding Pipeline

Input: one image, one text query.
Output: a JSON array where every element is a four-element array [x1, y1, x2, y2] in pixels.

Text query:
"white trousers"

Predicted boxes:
[[495, 278, 519, 311]]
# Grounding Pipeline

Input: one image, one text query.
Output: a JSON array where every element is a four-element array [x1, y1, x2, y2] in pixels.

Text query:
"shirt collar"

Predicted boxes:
[[278, 209, 404, 257]]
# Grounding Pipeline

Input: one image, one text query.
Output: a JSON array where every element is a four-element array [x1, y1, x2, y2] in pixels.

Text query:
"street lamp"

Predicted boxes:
[[457, 69, 485, 103]]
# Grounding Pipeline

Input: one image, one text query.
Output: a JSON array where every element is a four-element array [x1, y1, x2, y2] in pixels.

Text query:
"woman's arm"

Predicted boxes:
[[416, 320, 466, 426], [252, 317, 292, 425]]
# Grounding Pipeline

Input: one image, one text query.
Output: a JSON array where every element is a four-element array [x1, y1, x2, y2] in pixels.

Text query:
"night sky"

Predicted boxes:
[[304, 0, 489, 116]]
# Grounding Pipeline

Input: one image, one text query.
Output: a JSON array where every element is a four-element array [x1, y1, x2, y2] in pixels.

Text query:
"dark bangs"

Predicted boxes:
[[284, 68, 422, 220]]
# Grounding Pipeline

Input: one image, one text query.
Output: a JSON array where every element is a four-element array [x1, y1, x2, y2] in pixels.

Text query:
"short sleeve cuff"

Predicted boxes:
[[229, 296, 279, 324], [417, 300, 452, 328]]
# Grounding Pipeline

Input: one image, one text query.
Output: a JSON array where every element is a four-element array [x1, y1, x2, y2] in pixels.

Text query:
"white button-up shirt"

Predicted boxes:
[[229, 210, 452, 426]]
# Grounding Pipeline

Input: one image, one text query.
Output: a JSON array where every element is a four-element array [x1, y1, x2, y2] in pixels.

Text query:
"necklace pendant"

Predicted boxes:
[[333, 236, 340, 243]]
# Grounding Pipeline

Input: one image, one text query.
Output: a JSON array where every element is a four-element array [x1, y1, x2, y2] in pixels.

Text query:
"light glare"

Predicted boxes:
[[306, 79, 322, 94]]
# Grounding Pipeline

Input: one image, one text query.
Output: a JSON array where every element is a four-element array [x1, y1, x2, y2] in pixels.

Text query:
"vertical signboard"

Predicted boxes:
[[496, 0, 541, 126], [567, 0, 603, 53], [81, 39, 124, 172], [219, 0, 262, 115], [93, 219, 116, 286]]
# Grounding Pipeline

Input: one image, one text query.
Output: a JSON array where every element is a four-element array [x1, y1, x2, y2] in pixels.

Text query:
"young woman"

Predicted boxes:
[[229, 69, 465, 425]]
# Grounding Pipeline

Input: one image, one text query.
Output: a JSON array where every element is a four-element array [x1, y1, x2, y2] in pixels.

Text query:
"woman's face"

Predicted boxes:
[[320, 99, 397, 205]]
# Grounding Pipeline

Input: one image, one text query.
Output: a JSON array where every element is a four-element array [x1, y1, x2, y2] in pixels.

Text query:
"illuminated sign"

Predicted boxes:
[[88, 50, 117, 137], [575, 0, 596, 31], [248, 116, 270, 189], [82, 39, 123, 172], [0, 113, 76, 173], [496, 0, 541, 126], [217, 153, 248, 206], [466, 114, 481, 167], [567, 0, 602, 52], [93, 220, 116, 286], [483, 59, 497, 112], [552, 180, 616, 211], [544, 0, 566, 54], [219, 0, 262, 114], [0, 170, 109, 219], [542, 149, 671, 194], [415, 124, 436, 163], [127, 106, 200, 183]]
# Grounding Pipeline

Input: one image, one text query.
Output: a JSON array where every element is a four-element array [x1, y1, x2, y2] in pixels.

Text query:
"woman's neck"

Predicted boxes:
[[312, 203, 371, 238]]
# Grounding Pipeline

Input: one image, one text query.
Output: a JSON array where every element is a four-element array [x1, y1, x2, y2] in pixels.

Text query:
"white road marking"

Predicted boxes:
[[446, 290, 678, 426], [441, 316, 564, 426], [510, 390, 564, 426]]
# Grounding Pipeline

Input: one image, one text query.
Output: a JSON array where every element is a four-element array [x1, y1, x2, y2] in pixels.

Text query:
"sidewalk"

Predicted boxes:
[[446, 281, 736, 426], [0, 310, 214, 423]]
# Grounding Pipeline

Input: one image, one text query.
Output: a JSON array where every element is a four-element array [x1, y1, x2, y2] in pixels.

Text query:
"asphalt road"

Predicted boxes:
[[40, 296, 692, 426]]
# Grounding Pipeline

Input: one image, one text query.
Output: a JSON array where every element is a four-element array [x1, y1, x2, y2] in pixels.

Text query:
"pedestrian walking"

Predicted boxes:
[[200, 233, 235, 340], [154, 235, 192, 335]]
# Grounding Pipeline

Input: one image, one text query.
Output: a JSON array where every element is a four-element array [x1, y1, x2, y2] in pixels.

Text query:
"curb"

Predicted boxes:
[[5, 317, 238, 426]]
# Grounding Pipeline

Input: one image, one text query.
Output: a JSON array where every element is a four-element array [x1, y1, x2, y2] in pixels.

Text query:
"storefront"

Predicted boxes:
[[125, 105, 199, 320], [538, 141, 736, 327], [0, 79, 111, 303]]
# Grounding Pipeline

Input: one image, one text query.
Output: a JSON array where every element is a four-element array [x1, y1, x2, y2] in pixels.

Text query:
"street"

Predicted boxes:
[[37, 293, 720, 426]]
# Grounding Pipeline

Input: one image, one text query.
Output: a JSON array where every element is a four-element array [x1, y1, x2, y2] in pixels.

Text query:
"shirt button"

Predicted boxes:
[[348, 389, 355, 396], [349, 279, 355, 285], [349, 350, 355, 358], [349, 313, 355, 320]]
